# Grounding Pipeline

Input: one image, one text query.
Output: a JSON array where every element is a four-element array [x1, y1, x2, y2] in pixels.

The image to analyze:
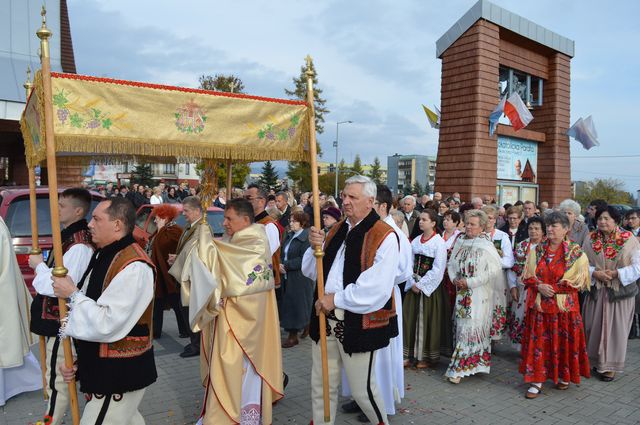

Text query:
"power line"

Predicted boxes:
[[572, 154, 640, 159]]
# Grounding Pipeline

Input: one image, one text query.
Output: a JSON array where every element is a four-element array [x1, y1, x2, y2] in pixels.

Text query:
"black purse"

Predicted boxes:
[[606, 281, 639, 302]]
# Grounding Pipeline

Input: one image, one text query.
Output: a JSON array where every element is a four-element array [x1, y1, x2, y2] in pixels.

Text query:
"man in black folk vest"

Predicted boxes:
[[302, 175, 399, 425], [53, 197, 157, 423], [29, 188, 94, 425]]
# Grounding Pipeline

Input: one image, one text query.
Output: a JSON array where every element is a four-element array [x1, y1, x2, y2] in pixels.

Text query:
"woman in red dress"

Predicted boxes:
[[519, 211, 591, 399]]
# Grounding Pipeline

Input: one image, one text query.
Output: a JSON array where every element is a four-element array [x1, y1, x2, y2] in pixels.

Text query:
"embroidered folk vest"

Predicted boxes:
[[30, 225, 93, 337], [310, 211, 399, 354], [75, 243, 157, 395]]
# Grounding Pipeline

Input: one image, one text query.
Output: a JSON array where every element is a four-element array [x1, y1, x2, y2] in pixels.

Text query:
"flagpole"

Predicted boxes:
[[305, 55, 330, 422], [226, 159, 233, 200], [23, 68, 48, 402], [37, 8, 80, 425]]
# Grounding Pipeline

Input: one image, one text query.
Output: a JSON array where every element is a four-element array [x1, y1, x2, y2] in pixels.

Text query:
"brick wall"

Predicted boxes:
[[435, 19, 500, 202]]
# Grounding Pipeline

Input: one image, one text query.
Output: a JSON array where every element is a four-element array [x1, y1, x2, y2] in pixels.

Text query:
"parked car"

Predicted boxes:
[[0, 186, 104, 294], [133, 204, 225, 249], [610, 204, 633, 217]]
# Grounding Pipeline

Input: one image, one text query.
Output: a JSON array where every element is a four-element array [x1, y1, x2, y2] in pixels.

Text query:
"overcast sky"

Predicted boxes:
[[66, 0, 639, 192]]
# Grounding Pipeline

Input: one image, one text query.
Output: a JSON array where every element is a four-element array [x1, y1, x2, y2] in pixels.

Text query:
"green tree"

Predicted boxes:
[[318, 171, 350, 195], [412, 181, 424, 196], [215, 162, 251, 190], [575, 178, 634, 207], [258, 160, 279, 191], [367, 157, 384, 184], [284, 59, 328, 190], [351, 154, 364, 175], [132, 163, 154, 187], [199, 74, 245, 93], [284, 60, 329, 134]]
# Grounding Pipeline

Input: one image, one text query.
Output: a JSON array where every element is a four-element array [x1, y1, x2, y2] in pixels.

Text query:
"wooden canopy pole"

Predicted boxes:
[[305, 55, 330, 422], [225, 159, 233, 200], [37, 8, 80, 425], [24, 68, 48, 402]]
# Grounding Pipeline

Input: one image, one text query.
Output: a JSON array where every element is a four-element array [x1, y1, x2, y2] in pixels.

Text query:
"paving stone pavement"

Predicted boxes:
[[2, 313, 639, 425]]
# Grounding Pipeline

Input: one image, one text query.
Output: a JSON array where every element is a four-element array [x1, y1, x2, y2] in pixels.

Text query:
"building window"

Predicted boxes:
[[499, 66, 543, 108], [163, 164, 176, 174], [184, 163, 190, 175]]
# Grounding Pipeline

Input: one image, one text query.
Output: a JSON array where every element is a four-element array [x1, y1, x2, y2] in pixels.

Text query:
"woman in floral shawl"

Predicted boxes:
[[445, 209, 503, 384], [520, 211, 591, 399], [582, 205, 640, 382]]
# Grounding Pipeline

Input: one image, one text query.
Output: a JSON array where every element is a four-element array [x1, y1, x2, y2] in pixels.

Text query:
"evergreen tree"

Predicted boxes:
[[285, 59, 328, 190], [351, 154, 364, 175], [132, 163, 154, 187], [412, 181, 424, 196], [367, 157, 384, 184], [215, 162, 251, 190], [258, 160, 279, 191], [199, 74, 245, 93]]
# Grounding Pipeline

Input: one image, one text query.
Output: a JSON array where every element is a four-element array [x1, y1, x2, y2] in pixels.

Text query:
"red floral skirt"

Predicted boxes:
[[519, 309, 591, 384]]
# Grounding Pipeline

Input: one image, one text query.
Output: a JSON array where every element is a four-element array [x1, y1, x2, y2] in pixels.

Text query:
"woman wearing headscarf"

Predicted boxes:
[[149, 204, 189, 338], [445, 209, 504, 384], [582, 205, 640, 382], [519, 211, 591, 398]]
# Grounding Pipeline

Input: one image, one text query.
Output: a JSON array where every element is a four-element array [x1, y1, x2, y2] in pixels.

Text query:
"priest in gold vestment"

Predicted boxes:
[[172, 198, 283, 424]]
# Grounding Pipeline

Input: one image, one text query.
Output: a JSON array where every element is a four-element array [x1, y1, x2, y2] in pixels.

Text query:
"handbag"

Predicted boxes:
[[606, 281, 639, 302]]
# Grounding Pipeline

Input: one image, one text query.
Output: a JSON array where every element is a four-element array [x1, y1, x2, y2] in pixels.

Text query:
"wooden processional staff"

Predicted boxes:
[[305, 55, 331, 423], [37, 7, 81, 425], [23, 68, 49, 402]]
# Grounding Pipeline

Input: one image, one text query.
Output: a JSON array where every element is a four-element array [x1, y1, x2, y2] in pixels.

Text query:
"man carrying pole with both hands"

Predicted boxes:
[[302, 175, 400, 425], [29, 188, 93, 424]]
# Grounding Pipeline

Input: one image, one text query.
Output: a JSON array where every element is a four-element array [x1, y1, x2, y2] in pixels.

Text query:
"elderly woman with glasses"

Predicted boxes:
[[520, 211, 591, 399], [445, 209, 504, 384], [558, 199, 589, 246], [582, 205, 640, 382]]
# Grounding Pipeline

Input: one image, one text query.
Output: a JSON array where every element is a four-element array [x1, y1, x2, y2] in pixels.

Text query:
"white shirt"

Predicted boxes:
[[442, 229, 461, 251], [263, 222, 281, 256], [383, 215, 413, 285], [33, 244, 94, 297], [589, 249, 640, 287], [406, 233, 447, 296], [63, 262, 154, 343], [490, 228, 515, 269], [302, 218, 399, 314], [150, 195, 163, 205]]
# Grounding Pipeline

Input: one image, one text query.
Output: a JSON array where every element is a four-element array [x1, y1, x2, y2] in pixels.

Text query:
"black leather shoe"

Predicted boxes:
[[178, 333, 189, 339], [180, 344, 200, 358], [357, 412, 370, 423], [283, 373, 289, 389], [341, 400, 362, 414]]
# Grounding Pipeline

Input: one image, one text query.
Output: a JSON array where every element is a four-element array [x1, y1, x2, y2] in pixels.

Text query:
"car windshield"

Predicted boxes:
[[4, 195, 101, 237]]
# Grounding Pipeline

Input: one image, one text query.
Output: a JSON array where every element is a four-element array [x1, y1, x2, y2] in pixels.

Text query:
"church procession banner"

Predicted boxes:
[[21, 72, 311, 167]]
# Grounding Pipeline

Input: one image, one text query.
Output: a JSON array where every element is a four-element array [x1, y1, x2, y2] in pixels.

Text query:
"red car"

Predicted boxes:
[[133, 204, 225, 249], [0, 186, 104, 295]]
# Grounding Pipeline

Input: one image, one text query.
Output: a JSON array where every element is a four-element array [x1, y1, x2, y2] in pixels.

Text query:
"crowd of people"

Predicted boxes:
[[1, 175, 639, 424]]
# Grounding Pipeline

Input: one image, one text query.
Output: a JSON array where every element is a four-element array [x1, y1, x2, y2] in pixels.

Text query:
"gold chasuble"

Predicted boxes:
[[175, 223, 283, 424]]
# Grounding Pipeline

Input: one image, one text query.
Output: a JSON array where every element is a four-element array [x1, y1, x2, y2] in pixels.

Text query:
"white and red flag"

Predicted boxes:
[[503, 92, 533, 131]]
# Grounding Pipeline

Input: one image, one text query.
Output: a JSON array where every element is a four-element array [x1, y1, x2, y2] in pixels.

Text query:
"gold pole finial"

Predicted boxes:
[[24, 66, 33, 98], [305, 55, 314, 78], [36, 5, 52, 59]]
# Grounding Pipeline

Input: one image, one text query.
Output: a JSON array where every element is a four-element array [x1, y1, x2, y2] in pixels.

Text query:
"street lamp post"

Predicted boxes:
[[334, 120, 353, 198]]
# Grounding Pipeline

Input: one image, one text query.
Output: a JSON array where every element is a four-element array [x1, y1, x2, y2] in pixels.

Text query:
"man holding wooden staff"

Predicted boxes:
[[302, 175, 399, 425], [29, 188, 93, 424], [53, 197, 157, 423]]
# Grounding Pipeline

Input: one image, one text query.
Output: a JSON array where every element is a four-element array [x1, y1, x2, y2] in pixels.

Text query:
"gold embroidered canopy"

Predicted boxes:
[[20, 72, 311, 167]]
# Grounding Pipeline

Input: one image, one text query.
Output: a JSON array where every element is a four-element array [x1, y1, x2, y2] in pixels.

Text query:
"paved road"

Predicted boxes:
[[3, 313, 639, 425]]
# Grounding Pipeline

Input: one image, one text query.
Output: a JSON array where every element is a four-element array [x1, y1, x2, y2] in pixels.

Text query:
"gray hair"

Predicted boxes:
[[471, 197, 483, 207], [558, 199, 581, 216], [401, 195, 416, 205], [182, 195, 203, 212], [464, 209, 488, 230], [344, 175, 376, 199], [275, 191, 289, 201], [545, 211, 570, 229], [481, 205, 497, 217]]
